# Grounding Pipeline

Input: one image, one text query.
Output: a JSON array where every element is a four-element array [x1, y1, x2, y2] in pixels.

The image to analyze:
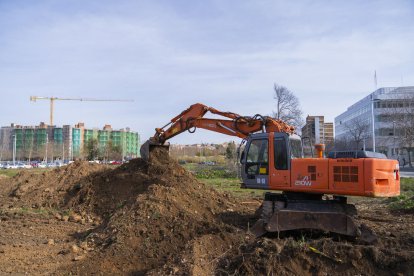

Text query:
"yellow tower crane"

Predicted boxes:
[[29, 96, 134, 126]]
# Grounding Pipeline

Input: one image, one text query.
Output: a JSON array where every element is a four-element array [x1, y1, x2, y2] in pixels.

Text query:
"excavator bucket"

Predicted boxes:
[[140, 140, 170, 161]]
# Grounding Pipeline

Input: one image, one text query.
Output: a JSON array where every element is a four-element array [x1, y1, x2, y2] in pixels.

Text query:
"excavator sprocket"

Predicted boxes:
[[251, 192, 377, 244]]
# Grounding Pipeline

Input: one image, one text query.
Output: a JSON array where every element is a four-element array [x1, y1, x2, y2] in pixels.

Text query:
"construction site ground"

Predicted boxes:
[[0, 153, 413, 275]]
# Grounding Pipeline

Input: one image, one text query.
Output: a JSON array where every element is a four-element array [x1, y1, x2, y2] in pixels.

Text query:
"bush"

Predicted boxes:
[[194, 166, 238, 179], [389, 194, 414, 211], [195, 169, 236, 179]]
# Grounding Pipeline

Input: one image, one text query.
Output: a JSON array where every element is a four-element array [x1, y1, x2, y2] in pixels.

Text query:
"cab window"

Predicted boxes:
[[245, 139, 268, 177], [274, 137, 288, 170], [289, 137, 303, 159]]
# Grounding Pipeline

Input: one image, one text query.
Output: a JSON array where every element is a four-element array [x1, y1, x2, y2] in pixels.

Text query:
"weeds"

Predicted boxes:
[[116, 200, 127, 209], [62, 209, 72, 216], [152, 211, 161, 219], [184, 164, 238, 179], [288, 234, 308, 250], [388, 194, 414, 210], [11, 206, 57, 216], [388, 177, 414, 211]]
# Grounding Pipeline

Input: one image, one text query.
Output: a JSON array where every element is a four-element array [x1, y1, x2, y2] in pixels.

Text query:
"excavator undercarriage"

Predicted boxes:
[[251, 192, 377, 243]]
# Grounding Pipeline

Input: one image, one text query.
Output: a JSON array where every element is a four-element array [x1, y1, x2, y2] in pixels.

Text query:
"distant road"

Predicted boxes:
[[400, 171, 414, 178]]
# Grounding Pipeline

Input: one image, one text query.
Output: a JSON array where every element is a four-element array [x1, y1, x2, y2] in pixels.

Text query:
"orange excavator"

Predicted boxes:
[[141, 103, 400, 242]]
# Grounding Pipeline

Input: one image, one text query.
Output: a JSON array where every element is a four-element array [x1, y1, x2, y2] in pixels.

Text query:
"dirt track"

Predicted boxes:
[[0, 152, 413, 275]]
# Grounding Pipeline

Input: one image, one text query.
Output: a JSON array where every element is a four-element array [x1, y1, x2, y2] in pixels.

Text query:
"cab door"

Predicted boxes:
[[269, 132, 291, 188], [240, 133, 269, 189]]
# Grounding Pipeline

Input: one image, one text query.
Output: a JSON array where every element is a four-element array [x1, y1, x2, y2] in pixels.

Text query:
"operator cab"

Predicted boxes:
[[240, 132, 303, 189]]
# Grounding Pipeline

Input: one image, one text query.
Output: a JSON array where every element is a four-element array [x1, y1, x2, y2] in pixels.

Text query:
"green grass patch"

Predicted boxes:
[[10, 206, 56, 217], [0, 168, 51, 178], [183, 163, 263, 198], [0, 169, 20, 178], [183, 163, 238, 179], [400, 177, 414, 193], [200, 177, 264, 199], [194, 168, 237, 179], [388, 177, 414, 211], [182, 163, 198, 171], [176, 155, 227, 165]]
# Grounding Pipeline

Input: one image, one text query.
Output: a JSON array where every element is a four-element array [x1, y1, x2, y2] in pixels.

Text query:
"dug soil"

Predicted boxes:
[[0, 149, 413, 275]]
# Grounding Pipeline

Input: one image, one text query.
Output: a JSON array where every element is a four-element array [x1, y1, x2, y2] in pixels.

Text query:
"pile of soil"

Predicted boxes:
[[0, 150, 249, 275], [53, 148, 252, 275], [3, 161, 109, 210]]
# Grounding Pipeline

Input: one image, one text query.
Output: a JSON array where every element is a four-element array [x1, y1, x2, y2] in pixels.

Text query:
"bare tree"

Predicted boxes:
[[272, 84, 304, 129], [399, 119, 414, 167], [343, 117, 371, 150], [334, 136, 350, 151], [225, 141, 236, 160]]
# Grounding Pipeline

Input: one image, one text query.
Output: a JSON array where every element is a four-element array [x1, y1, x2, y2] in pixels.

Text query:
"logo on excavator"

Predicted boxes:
[[295, 175, 312, 186], [171, 127, 179, 134]]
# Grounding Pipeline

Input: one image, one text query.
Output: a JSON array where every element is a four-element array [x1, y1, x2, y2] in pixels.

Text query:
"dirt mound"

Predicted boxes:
[[0, 150, 247, 275], [62, 158, 150, 219], [216, 234, 414, 276], [59, 147, 250, 275], [4, 161, 109, 209]]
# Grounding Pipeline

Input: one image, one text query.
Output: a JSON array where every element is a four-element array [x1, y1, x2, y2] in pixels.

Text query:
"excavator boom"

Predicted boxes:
[[141, 103, 294, 160]]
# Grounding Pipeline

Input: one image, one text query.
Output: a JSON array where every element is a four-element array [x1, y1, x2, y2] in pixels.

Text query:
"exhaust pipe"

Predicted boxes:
[[314, 144, 325, 158]]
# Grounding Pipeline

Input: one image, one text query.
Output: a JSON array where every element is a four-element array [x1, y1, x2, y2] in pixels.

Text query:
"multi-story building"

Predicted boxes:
[[301, 116, 334, 156], [301, 116, 334, 145], [84, 128, 98, 144], [0, 122, 140, 161], [0, 125, 13, 160], [335, 86, 414, 158]]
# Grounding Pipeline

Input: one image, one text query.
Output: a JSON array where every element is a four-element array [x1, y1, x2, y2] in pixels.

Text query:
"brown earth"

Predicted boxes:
[[0, 149, 413, 275]]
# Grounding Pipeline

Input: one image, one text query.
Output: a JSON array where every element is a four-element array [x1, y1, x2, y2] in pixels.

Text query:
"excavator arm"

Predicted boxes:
[[141, 103, 295, 160]]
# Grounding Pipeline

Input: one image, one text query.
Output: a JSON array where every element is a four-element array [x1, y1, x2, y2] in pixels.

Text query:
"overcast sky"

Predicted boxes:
[[1, 0, 413, 144]]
